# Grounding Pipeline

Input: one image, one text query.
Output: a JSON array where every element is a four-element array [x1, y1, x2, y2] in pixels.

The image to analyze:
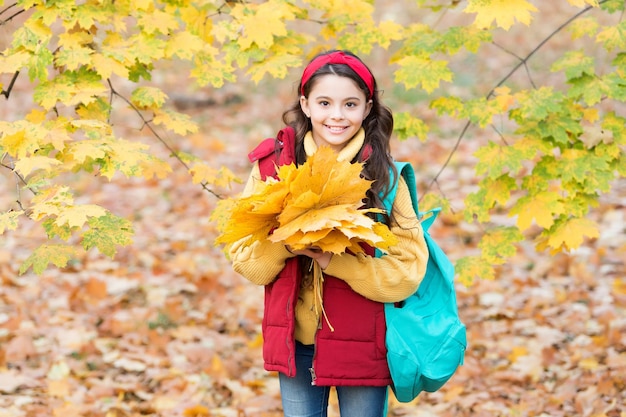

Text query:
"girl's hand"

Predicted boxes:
[[287, 246, 333, 269]]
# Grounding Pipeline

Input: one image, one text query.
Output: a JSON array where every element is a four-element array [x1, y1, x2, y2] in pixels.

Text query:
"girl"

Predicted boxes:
[[228, 50, 428, 417]]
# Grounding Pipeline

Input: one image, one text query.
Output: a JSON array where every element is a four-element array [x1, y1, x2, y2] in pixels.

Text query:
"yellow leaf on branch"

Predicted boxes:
[[464, 0, 538, 30], [214, 146, 397, 254]]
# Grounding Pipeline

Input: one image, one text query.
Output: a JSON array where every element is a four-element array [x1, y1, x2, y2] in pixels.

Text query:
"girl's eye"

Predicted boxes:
[[319, 100, 329, 106], [346, 102, 356, 108]]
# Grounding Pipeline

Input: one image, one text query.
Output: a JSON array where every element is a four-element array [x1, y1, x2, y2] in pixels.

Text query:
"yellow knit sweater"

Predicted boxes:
[[229, 131, 429, 344]]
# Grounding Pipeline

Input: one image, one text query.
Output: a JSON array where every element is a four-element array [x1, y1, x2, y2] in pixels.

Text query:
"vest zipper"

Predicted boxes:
[[287, 295, 296, 377], [309, 319, 322, 385]]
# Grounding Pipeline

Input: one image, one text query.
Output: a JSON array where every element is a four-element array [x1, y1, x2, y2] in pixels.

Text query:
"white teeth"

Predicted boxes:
[[327, 126, 345, 132]]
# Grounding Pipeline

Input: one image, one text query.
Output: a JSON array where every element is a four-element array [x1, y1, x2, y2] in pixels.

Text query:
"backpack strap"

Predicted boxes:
[[248, 126, 297, 180], [381, 161, 439, 233]]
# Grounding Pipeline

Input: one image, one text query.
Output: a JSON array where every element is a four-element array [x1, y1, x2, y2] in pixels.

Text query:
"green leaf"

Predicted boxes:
[[462, 97, 497, 127], [442, 26, 492, 54], [394, 55, 453, 93], [567, 17, 599, 40], [595, 21, 626, 51], [42, 218, 73, 240], [455, 256, 495, 287], [568, 74, 609, 105], [602, 112, 626, 145], [540, 113, 584, 144], [394, 112, 429, 141], [522, 156, 559, 193], [55, 45, 94, 71], [33, 68, 107, 109], [73, 3, 104, 29], [605, 73, 626, 102], [516, 87, 564, 120], [551, 50, 595, 80], [128, 33, 166, 64], [479, 227, 524, 264], [464, 189, 490, 223], [131, 86, 168, 109], [128, 61, 153, 82], [474, 141, 526, 178], [558, 148, 609, 185], [601, 0, 626, 12], [82, 213, 134, 257], [99, 137, 151, 179], [0, 210, 24, 234], [29, 47, 54, 81], [19, 244, 77, 275], [485, 175, 517, 206], [430, 96, 463, 117]]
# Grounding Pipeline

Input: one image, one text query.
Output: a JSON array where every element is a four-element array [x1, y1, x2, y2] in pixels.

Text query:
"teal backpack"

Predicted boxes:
[[380, 161, 467, 403]]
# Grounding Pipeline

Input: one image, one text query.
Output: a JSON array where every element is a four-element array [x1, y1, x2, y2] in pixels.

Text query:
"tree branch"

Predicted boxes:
[[424, 2, 607, 195], [1, 71, 20, 99], [106, 79, 222, 198], [0, 3, 25, 26]]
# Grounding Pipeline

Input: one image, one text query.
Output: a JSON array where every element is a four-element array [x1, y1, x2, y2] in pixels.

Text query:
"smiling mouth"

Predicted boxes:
[[325, 125, 347, 132]]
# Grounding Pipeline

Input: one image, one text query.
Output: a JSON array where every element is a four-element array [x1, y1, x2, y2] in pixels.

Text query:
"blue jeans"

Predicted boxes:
[[278, 342, 388, 417]]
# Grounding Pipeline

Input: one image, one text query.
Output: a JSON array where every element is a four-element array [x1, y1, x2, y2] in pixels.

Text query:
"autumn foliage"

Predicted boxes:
[[214, 146, 397, 254], [0, 0, 625, 416], [0, 0, 624, 283]]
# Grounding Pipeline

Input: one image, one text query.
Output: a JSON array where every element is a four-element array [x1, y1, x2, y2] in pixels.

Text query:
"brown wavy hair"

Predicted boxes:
[[281, 50, 398, 221]]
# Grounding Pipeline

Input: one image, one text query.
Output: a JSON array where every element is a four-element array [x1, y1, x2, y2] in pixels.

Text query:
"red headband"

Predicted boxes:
[[300, 51, 374, 99]]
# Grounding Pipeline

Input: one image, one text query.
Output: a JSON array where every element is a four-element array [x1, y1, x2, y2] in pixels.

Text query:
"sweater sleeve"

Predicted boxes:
[[323, 176, 428, 303], [228, 162, 295, 286]]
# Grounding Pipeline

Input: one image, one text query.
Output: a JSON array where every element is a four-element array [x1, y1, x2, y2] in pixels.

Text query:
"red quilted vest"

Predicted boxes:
[[248, 126, 391, 386]]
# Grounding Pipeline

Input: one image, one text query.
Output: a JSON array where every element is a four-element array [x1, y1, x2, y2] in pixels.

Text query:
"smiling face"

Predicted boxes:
[[300, 74, 372, 153]]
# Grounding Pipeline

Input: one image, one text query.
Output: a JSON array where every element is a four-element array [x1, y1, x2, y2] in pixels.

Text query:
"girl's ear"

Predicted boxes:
[[300, 95, 310, 118], [364, 99, 373, 119]]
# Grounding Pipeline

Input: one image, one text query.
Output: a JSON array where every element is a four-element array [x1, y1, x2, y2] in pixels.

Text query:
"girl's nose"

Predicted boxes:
[[330, 106, 345, 120]]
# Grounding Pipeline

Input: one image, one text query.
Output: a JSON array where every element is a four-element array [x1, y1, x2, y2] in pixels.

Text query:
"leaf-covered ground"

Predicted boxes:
[[2, 4, 625, 415]]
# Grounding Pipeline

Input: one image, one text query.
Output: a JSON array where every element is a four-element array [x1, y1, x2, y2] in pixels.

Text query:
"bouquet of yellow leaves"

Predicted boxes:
[[213, 146, 397, 255]]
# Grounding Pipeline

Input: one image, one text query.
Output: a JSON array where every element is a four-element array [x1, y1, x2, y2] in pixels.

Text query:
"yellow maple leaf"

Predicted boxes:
[[232, 2, 292, 49], [55, 205, 107, 228], [0, 50, 30, 73], [189, 163, 238, 188], [13, 155, 62, 177], [30, 186, 74, 221], [91, 53, 129, 79], [215, 147, 396, 253], [180, 5, 214, 43], [153, 109, 198, 135], [140, 157, 172, 180], [547, 218, 599, 251], [0, 210, 23, 234], [2, 130, 31, 158], [510, 191, 565, 230], [138, 8, 179, 35], [464, 0, 538, 30], [567, 0, 598, 7], [165, 31, 204, 60]]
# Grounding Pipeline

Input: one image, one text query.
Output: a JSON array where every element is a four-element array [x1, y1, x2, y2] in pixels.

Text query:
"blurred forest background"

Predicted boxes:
[[1, 1, 625, 416]]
